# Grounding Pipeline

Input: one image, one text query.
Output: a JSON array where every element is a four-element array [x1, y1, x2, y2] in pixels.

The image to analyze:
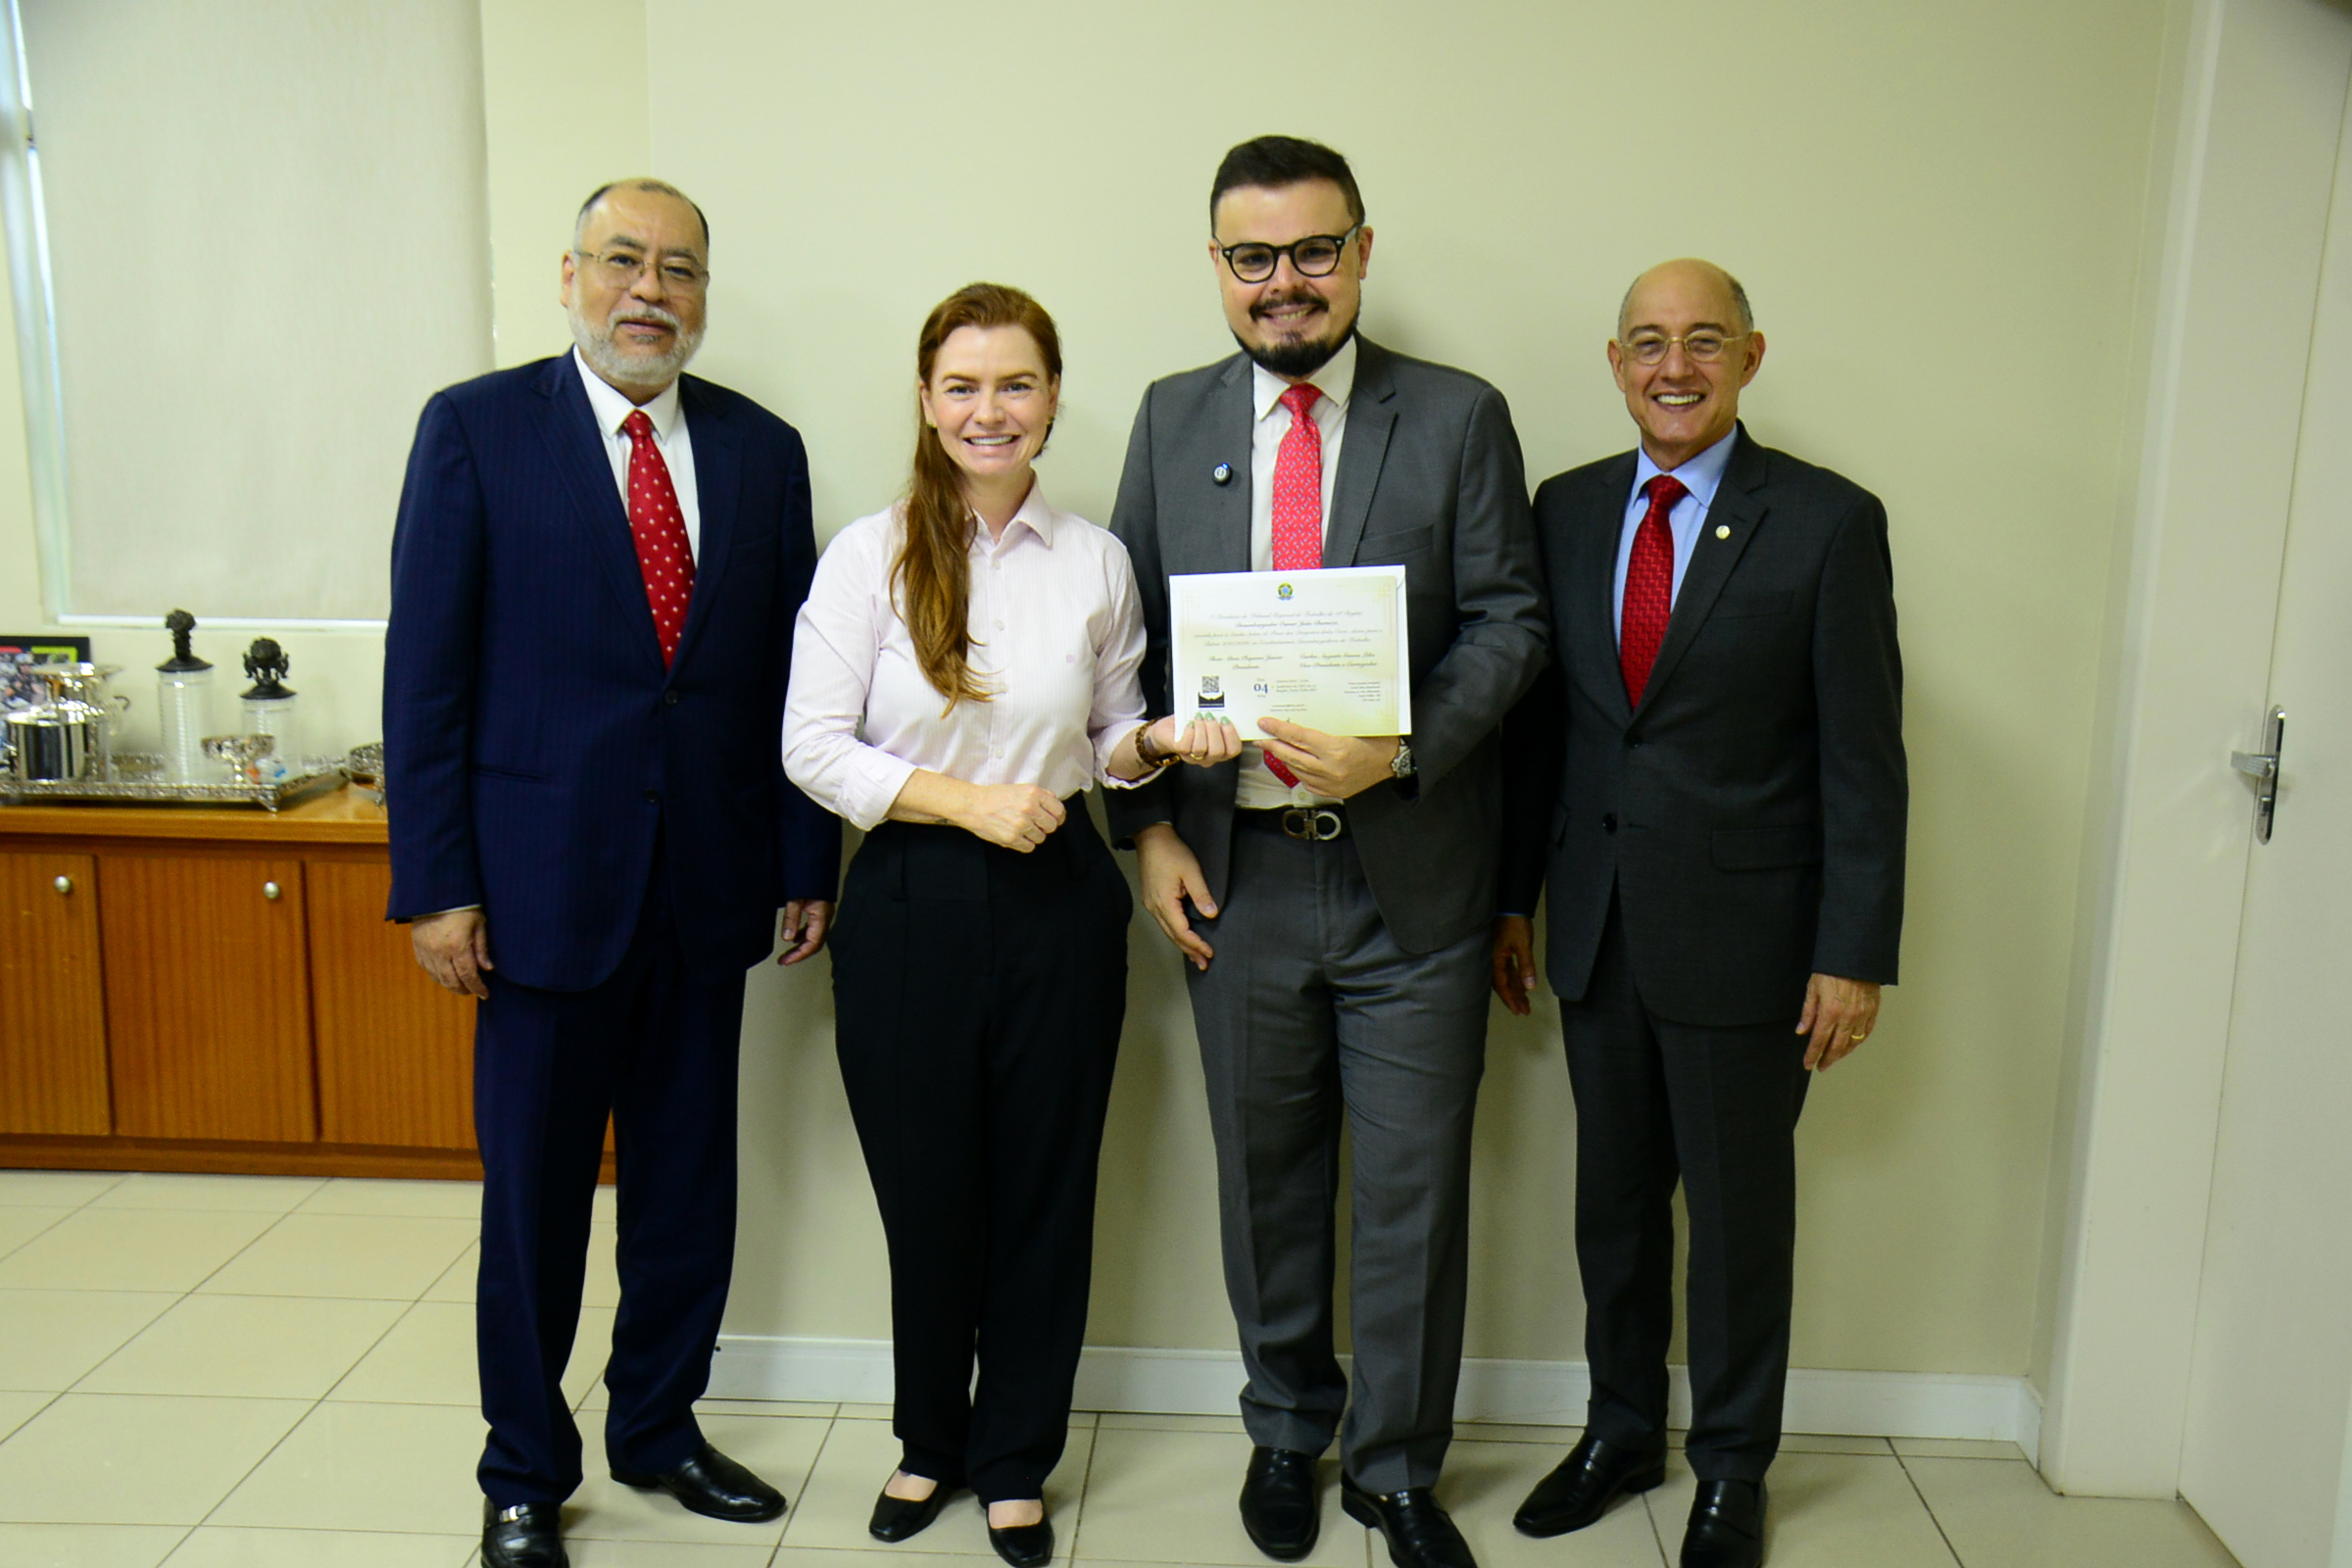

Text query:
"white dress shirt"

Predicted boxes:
[[1236, 335, 1358, 809], [573, 347, 701, 559], [782, 484, 1155, 831], [1611, 427, 1739, 643]]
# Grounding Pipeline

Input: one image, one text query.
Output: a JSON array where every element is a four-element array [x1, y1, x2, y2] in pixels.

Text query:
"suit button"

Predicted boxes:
[[663, 691, 679, 706], [1627, 736, 1646, 749], [642, 789, 659, 805], [1602, 812, 1618, 834]]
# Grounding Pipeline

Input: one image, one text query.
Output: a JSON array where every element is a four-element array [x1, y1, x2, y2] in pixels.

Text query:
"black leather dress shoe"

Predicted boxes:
[[1681, 1479, 1767, 1568], [1341, 1475, 1477, 1568], [1513, 1431, 1668, 1537], [481, 1499, 566, 1568], [611, 1442, 787, 1522], [1240, 1445, 1321, 1560], [988, 1515, 1054, 1567], [869, 1478, 957, 1543]]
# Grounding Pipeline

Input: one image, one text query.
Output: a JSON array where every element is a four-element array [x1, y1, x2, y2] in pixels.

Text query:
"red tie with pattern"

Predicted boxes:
[[622, 409, 696, 666], [1265, 384, 1323, 788], [1619, 473, 1688, 708]]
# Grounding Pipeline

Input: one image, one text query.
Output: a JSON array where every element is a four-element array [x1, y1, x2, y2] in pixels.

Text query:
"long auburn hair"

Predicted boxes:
[[897, 282, 1062, 709]]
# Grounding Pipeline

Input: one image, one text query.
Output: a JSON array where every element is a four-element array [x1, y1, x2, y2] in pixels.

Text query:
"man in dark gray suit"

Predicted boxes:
[[1494, 259, 1906, 1568], [1108, 135, 1547, 1568]]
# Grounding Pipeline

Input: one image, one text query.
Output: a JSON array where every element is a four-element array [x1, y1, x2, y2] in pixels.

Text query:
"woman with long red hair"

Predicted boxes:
[[784, 283, 1236, 1564]]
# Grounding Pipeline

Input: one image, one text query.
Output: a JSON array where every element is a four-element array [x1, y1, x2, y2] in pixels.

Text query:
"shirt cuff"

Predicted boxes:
[[842, 751, 921, 832], [1096, 718, 1164, 790]]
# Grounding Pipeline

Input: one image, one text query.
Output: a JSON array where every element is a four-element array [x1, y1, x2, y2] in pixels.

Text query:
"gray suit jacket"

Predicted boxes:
[[1499, 425, 1907, 1025], [1105, 337, 1549, 954]]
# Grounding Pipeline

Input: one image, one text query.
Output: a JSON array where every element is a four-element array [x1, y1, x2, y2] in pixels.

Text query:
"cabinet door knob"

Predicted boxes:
[[53, 874, 72, 895], [263, 880, 282, 901]]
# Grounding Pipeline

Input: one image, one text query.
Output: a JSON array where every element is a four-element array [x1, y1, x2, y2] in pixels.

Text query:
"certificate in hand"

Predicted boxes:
[[1168, 565, 1411, 738]]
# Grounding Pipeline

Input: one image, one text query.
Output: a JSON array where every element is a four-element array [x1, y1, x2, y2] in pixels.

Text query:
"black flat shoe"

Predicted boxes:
[[611, 1442, 787, 1522], [870, 1478, 957, 1543], [1680, 1478, 1767, 1568], [988, 1514, 1054, 1567], [481, 1499, 567, 1568], [1341, 1474, 1476, 1568], [1513, 1431, 1668, 1537], [1240, 1445, 1321, 1560]]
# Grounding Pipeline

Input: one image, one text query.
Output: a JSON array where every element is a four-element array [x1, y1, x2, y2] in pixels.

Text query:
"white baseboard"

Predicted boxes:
[[710, 1337, 2042, 1462]]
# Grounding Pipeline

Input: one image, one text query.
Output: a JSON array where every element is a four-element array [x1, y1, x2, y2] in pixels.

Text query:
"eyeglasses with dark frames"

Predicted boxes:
[[1215, 223, 1363, 284]]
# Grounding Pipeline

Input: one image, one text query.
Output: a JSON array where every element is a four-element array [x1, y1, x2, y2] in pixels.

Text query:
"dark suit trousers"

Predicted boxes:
[[829, 808, 1129, 1503], [473, 852, 747, 1506], [1564, 892, 1811, 1484]]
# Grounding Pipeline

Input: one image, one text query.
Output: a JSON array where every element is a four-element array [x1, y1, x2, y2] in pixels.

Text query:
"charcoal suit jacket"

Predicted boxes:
[[1499, 424, 1906, 1024]]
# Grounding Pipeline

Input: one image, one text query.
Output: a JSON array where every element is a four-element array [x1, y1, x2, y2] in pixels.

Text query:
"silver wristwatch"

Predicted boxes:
[[1390, 739, 1416, 779]]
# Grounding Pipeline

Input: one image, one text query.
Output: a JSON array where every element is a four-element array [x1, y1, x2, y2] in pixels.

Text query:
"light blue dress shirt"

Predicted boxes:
[[1611, 428, 1739, 644]]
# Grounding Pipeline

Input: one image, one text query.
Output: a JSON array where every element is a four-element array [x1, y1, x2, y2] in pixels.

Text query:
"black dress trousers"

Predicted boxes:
[[1562, 892, 1812, 1484], [829, 805, 1130, 1503], [472, 851, 748, 1506]]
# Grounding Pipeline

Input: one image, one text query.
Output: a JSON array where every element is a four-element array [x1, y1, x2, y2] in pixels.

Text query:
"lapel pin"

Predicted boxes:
[[1212, 463, 1233, 485], [1715, 524, 1731, 540]]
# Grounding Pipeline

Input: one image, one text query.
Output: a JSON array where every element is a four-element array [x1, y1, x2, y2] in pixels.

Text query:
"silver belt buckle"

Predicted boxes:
[[1281, 807, 1345, 842]]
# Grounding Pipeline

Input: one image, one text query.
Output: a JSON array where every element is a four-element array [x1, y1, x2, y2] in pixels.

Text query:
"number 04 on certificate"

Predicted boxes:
[[1168, 565, 1412, 738]]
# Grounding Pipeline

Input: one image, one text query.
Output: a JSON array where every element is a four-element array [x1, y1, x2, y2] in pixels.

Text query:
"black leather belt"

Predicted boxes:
[[1240, 806, 1348, 842]]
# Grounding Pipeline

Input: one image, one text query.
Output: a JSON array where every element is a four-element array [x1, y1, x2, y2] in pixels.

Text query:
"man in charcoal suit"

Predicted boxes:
[[1494, 259, 1906, 1568], [1109, 135, 1548, 1568]]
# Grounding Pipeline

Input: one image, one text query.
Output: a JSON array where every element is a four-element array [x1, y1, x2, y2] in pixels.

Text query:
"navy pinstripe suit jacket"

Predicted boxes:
[[383, 353, 840, 992]]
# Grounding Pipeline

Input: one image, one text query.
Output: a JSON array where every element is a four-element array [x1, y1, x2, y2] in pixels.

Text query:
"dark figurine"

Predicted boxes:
[[159, 608, 210, 672], [242, 637, 293, 698]]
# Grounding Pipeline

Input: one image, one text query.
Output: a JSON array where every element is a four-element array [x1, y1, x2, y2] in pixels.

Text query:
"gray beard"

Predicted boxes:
[[569, 302, 704, 392]]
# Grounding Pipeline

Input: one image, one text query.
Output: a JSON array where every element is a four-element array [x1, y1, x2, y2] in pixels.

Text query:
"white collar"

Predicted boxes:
[[1250, 333, 1359, 422], [572, 346, 684, 441], [969, 476, 1057, 550]]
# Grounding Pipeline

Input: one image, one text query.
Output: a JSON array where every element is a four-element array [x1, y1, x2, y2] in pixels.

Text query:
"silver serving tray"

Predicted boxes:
[[0, 751, 348, 812]]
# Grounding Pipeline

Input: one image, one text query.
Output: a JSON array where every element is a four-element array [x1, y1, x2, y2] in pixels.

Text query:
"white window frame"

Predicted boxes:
[[0, 0, 385, 632]]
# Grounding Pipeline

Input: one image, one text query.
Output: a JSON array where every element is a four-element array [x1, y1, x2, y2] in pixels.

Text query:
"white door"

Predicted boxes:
[[2178, 80, 2352, 1568]]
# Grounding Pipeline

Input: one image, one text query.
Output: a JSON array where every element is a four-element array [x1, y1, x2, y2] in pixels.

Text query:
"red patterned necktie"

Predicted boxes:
[[622, 408, 696, 666], [1619, 473, 1688, 707], [1265, 383, 1323, 788]]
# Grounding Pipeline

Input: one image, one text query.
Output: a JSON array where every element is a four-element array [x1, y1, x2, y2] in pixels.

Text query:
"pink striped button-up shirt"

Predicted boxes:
[[782, 484, 1155, 830]]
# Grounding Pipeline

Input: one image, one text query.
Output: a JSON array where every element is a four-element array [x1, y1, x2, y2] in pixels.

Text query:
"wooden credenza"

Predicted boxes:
[[0, 788, 487, 1178]]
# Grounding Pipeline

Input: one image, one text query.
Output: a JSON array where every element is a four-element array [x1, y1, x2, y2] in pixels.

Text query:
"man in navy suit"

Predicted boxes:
[[385, 178, 840, 1568]]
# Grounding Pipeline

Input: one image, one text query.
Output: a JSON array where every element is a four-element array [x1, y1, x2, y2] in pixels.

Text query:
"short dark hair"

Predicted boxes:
[[1209, 135, 1364, 230], [575, 178, 710, 253]]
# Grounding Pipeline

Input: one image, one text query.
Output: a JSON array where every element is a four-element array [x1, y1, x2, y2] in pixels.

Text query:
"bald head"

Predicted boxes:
[[575, 178, 710, 252], [1607, 257, 1766, 470], [1618, 258, 1752, 340]]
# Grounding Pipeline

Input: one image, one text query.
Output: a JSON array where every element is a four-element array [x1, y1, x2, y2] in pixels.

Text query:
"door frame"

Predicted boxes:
[[2036, 0, 2352, 1502]]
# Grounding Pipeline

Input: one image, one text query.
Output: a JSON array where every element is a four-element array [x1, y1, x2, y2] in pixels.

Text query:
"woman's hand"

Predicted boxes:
[[957, 782, 1067, 852], [1107, 715, 1245, 782], [1163, 715, 1244, 768]]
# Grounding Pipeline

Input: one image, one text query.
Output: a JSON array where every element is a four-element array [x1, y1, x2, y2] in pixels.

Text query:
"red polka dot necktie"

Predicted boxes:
[[1264, 383, 1323, 788], [1619, 473, 1688, 708], [622, 409, 696, 666]]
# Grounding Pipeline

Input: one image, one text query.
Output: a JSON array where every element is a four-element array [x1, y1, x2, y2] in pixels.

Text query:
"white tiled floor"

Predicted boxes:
[[0, 1168, 2243, 1568]]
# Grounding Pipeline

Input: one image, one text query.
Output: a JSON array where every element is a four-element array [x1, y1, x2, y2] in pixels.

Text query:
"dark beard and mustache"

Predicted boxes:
[[1234, 291, 1358, 379]]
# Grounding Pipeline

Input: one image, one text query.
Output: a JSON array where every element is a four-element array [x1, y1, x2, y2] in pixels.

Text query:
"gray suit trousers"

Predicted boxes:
[[1187, 818, 1491, 1492]]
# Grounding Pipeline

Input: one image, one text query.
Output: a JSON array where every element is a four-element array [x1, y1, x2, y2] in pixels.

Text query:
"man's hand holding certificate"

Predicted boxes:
[[1168, 565, 1410, 799]]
